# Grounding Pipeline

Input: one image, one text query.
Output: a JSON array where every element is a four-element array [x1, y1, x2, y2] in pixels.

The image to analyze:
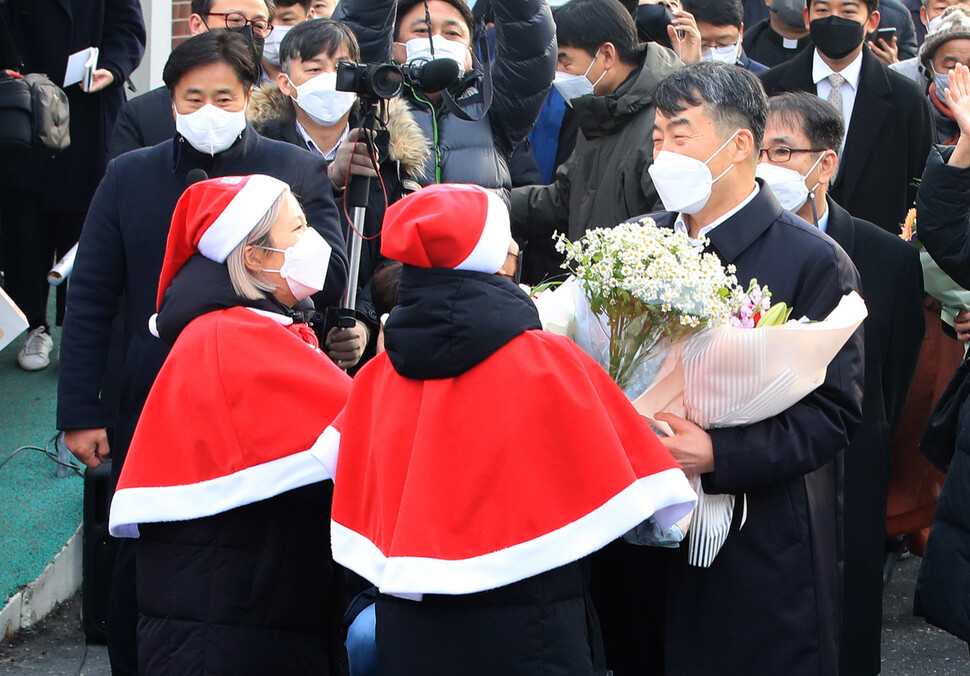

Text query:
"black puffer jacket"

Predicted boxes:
[[136, 257, 343, 675], [913, 145, 970, 643], [332, 0, 555, 196]]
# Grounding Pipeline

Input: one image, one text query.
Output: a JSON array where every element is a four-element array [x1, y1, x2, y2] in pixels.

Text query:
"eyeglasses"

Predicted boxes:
[[501, 249, 523, 286], [206, 12, 274, 38], [759, 146, 825, 163]]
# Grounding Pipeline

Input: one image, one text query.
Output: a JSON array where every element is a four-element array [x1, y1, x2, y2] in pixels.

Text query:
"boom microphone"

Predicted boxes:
[[405, 58, 460, 93]]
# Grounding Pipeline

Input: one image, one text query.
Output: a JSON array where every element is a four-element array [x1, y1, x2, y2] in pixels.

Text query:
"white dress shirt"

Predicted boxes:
[[295, 119, 349, 161], [813, 48, 864, 156], [674, 184, 760, 241]]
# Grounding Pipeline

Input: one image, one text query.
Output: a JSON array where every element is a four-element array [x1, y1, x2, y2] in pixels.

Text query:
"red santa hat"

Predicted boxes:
[[381, 183, 511, 274], [156, 174, 290, 308]]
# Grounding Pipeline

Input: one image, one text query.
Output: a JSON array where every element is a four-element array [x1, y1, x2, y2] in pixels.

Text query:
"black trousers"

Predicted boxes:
[[0, 187, 84, 329]]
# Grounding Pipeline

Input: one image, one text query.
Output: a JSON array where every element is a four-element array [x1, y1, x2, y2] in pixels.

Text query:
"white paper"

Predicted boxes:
[[48, 243, 78, 286], [633, 291, 868, 567], [64, 47, 99, 88], [0, 286, 29, 353], [533, 276, 579, 337]]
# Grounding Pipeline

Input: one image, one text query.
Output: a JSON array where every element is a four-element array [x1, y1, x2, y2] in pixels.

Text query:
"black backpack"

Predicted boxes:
[[0, 4, 70, 164]]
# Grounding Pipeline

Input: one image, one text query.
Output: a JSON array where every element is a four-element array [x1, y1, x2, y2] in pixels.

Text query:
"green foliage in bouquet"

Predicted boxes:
[[555, 218, 740, 391]]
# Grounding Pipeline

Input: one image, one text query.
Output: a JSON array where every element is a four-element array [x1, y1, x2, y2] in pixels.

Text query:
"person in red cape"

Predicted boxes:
[[329, 182, 697, 676], [108, 174, 351, 675]]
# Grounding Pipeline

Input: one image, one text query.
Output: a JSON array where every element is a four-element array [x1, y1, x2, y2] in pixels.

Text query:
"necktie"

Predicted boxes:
[[827, 73, 846, 119]]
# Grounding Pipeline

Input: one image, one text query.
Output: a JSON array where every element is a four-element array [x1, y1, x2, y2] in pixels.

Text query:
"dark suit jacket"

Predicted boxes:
[[107, 85, 175, 159], [760, 46, 933, 234], [1, 0, 145, 210], [824, 197, 924, 676]]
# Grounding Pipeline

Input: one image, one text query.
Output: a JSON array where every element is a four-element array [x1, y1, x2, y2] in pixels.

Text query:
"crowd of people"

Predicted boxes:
[[2, 0, 970, 674]]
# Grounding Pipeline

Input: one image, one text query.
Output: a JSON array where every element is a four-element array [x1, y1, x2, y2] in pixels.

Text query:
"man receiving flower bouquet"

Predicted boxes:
[[589, 63, 865, 676]]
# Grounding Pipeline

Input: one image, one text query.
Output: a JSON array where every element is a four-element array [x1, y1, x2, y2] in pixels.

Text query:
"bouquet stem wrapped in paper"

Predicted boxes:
[[535, 218, 868, 567], [633, 291, 868, 566]]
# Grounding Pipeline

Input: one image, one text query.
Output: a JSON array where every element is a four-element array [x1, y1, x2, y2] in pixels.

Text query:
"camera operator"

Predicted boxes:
[[250, 19, 430, 368], [332, 0, 556, 198]]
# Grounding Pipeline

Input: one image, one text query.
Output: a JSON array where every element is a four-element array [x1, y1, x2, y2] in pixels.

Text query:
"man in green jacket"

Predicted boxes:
[[510, 0, 682, 282]]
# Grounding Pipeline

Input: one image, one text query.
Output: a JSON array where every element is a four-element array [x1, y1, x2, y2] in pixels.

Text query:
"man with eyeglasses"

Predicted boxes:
[[757, 90, 924, 676], [759, 0, 933, 234], [108, 0, 274, 158]]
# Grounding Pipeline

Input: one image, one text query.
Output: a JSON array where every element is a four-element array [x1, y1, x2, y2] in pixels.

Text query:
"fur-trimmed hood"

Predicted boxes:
[[248, 82, 431, 178]]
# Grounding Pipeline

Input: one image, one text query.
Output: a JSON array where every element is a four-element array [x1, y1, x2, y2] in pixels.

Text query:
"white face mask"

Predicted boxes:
[[289, 72, 357, 126], [552, 48, 606, 105], [927, 14, 943, 34], [756, 152, 825, 212], [647, 129, 741, 214], [702, 42, 741, 65], [404, 35, 469, 76], [261, 228, 334, 301], [175, 103, 247, 156], [262, 25, 292, 67]]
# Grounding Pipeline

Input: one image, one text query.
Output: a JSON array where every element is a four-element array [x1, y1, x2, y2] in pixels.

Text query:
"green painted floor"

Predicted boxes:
[[0, 321, 83, 604]]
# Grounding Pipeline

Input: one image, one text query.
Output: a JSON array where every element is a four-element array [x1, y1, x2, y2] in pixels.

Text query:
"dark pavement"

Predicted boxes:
[[0, 552, 967, 674]]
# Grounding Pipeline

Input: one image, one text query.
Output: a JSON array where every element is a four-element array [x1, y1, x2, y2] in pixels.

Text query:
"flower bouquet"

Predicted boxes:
[[547, 217, 739, 400], [534, 218, 868, 566]]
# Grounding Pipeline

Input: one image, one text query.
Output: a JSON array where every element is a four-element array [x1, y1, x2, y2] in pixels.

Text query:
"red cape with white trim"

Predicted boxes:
[[109, 307, 351, 538], [331, 329, 697, 597]]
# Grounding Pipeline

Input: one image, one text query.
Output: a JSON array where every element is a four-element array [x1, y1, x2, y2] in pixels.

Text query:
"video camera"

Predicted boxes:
[[335, 58, 462, 100], [336, 61, 404, 101]]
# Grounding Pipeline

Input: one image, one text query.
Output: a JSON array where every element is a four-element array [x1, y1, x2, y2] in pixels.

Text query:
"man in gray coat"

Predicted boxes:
[[510, 0, 682, 282]]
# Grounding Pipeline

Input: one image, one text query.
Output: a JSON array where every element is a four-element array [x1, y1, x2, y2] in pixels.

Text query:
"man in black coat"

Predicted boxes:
[[107, 0, 272, 159], [743, 0, 814, 67], [603, 63, 864, 676], [758, 91, 924, 676], [759, 0, 933, 234], [0, 0, 145, 370], [57, 32, 347, 674]]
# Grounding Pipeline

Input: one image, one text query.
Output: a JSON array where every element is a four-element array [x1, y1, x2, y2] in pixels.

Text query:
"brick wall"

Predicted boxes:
[[173, 1, 193, 48]]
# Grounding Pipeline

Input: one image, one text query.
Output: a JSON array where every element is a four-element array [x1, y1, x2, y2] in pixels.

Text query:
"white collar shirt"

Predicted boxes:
[[295, 119, 349, 161], [673, 184, 760, 241], [813, 48, 864, 156]]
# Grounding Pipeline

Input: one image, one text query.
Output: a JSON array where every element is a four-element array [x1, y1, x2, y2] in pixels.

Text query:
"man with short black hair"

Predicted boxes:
[[333, 0, 555, 197], [58, 31, 346, 674], [757, 91, 924, 676], [261, 0, 311, 82], [609, 62, 864, 676], [760, 0, 933, 233], [682, 0, 768, 71], [108, 0, 274, 158], [510, 0, 682, 282]]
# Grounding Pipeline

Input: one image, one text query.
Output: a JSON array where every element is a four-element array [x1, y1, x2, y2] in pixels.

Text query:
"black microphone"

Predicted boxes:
[[186, 168, 209, 186], [406, 58, 460, 93]]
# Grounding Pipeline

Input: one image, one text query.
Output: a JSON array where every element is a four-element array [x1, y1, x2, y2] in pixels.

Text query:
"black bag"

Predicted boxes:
[[0, 71, 70, 161], [0, 2, 70, 164], [920, 357, 970, 473], [82, 459, 119, 643]]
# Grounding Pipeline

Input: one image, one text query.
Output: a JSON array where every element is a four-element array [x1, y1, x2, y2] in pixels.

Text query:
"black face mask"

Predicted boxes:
[[810, 15, 865, 60], [228, 24, 265, 66]]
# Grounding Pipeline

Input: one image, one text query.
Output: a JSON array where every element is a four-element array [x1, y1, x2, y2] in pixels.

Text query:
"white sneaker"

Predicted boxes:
[[17, 327, 53, 371]]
